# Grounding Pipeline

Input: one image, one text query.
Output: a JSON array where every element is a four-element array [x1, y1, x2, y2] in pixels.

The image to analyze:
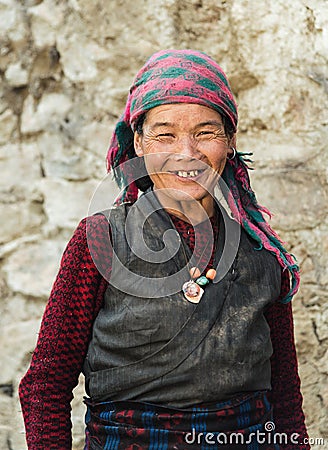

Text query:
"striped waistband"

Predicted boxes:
[[84, 391, 279, 449]]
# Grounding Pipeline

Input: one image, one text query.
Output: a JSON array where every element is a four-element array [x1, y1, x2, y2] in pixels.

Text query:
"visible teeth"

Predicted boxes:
[[177, 170, 199, 178]]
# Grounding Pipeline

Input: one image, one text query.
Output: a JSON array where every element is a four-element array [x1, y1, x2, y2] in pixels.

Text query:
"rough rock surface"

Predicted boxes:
[[0, 0, 327, 448]]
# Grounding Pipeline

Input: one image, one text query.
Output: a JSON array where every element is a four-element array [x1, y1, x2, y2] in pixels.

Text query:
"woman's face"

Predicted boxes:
[[134, 103, 233, 206]]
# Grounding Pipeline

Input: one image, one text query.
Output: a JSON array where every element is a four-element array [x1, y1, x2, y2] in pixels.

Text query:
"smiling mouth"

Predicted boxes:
[[171, 169, 205, 178]]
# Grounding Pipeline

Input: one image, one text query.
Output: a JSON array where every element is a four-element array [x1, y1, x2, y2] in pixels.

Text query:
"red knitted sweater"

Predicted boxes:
[[19, 214, 309, 449]]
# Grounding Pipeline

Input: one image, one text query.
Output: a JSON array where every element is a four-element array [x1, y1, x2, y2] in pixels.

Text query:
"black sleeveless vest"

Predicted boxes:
[[83, 191, 281, 407]]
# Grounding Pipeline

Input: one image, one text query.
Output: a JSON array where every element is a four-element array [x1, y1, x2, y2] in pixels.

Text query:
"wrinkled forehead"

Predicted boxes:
[[142, 103, 224, 128]]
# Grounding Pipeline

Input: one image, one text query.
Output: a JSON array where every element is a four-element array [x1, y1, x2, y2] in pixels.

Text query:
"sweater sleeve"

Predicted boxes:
[[265, 270, 310, 450], [19, 214, 111, 449]]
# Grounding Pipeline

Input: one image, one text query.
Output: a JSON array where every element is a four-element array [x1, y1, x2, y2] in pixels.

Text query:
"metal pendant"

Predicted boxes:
[[182, 280, 204, 303]]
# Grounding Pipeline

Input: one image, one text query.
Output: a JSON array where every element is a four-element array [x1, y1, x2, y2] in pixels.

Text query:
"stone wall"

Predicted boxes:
[[0, 0, 327, 448]]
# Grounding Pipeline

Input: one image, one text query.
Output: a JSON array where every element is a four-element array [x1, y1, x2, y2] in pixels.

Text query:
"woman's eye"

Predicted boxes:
[[158, 133, 174, 138], [197, 129, 225, 138], [197, 131, 215, 137]]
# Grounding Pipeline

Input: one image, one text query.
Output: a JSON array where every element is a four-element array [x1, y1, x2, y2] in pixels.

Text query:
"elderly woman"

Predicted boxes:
[[19, 50, 309, 449]]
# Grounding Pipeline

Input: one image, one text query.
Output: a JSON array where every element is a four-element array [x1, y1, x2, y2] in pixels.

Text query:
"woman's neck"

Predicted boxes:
[[153, 189, 215, 224]]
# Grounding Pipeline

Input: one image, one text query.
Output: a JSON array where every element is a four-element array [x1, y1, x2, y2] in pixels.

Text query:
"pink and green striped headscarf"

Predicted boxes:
[[106, 49, 299, 302]]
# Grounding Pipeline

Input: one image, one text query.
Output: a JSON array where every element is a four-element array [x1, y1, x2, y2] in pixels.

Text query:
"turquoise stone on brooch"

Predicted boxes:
[[195, 276, 209, 286]]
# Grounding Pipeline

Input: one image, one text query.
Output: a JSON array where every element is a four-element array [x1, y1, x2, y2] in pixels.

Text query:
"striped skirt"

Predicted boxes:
[[84, 391, 280, 450]]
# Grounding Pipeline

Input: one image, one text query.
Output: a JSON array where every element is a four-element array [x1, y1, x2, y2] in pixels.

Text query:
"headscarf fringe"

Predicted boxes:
[[223, 152, 300, 302]]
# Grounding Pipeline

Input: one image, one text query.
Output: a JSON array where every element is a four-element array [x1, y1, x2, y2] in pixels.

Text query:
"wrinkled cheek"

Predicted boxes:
[[143, 153, 171, 177]]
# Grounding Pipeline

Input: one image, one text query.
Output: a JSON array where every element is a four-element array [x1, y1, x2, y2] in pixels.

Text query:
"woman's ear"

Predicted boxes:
[[227, 133, 237, 157], [134, 131, 144, 157]]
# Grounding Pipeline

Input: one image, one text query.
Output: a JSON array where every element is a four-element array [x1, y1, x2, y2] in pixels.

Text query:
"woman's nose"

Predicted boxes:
[[174, 135, 199, 158]]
